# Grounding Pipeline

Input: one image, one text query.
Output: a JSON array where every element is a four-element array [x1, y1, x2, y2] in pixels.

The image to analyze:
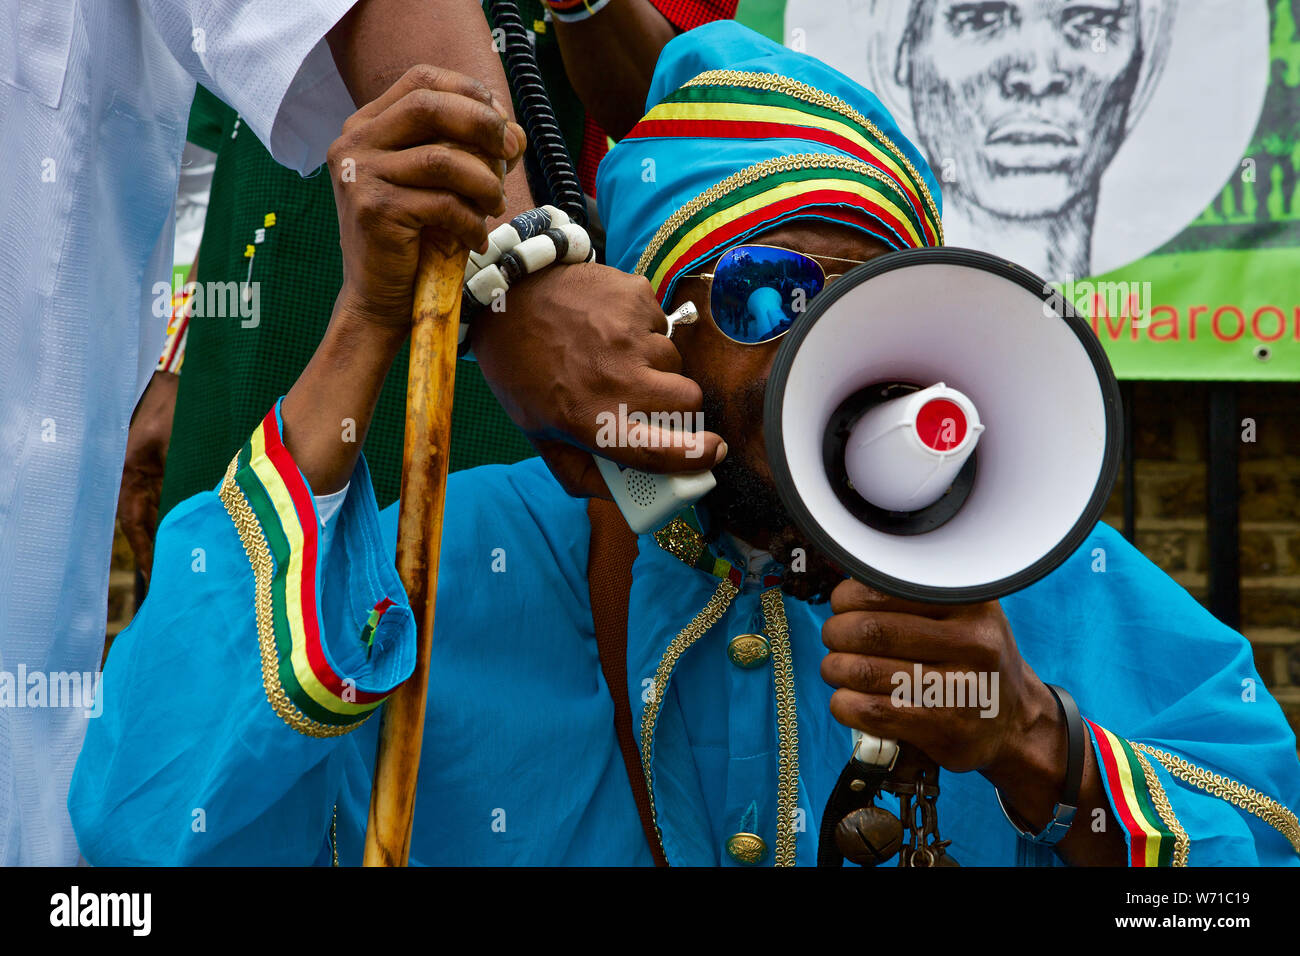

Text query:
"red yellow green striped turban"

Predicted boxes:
[[596, 20, 944, 306]]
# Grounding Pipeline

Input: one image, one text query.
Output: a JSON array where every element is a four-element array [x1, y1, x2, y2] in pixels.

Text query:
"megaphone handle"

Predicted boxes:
[[853, 729, 900, 769]]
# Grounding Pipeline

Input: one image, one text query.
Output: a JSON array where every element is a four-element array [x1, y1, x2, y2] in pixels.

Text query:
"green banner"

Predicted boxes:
[[736, 0, 1300, 380]]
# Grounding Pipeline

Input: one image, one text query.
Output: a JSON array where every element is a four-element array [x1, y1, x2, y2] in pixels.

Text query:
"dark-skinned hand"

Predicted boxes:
[[471, 265, 728, 498], [820, 578, 1057, 776], [326, 64, 526, 330]]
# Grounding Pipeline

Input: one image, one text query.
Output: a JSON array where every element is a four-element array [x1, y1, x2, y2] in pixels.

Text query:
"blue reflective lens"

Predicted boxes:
[[708, 245, 827, 344]]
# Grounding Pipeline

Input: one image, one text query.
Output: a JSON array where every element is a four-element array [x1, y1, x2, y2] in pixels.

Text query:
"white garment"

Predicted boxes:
[[174, 141, 217, 268], [0, 0, 356, 865]]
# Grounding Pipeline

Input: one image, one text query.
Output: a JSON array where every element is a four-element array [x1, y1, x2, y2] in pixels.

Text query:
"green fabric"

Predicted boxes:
[[185, 84, 228, 153]]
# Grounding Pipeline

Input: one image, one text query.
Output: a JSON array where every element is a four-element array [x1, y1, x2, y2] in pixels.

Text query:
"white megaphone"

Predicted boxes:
[[762, 248, 1122, 768]]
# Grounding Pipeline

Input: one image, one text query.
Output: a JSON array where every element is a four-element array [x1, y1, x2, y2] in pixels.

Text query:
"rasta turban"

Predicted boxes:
[[597, 20, 944, 308]]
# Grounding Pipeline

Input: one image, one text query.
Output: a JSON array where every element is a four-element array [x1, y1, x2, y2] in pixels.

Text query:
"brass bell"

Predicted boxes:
[[834, 805, 903, 867]]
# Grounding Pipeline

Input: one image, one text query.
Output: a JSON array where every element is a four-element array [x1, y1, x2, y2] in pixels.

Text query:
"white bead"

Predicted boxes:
[[512, 234, 559, 272], [541, 204, 570, 227], [466, 265, 509, 307], [467, 222, 524, 279], [488, 221, 522, 253], [556, 224, 592, 264]]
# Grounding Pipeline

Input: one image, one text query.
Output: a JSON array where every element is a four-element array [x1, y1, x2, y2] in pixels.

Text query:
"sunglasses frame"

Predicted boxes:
[[679, 243, 871, 346]]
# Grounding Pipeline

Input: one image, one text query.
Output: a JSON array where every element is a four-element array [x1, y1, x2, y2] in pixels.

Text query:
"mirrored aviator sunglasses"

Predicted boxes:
[[686, 244, 848, 345]]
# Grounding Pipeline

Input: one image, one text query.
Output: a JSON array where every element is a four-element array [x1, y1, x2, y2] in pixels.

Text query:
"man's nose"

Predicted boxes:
[[1000, 46, 1071, 100]]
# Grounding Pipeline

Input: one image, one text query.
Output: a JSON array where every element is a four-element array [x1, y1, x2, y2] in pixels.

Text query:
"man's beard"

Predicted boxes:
[[699, 377, 844, 603]]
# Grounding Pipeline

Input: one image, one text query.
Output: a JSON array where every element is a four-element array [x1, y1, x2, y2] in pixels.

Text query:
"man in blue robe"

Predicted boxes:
[[70, 22, 1300, 867]]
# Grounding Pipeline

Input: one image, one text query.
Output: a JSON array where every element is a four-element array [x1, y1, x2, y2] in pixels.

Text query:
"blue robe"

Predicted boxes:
[[69, 403, 1300, 865]]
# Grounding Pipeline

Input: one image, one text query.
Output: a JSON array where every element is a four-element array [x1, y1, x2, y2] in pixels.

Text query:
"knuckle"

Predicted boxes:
[[465, 77, 493, 104], [856, 613, 884, 650], [406, 63, 442, 88], [409, 87, 441, 117], [422, 145, 451, 180], [356, 188, 391, 228], [850, 655, 882, 691]]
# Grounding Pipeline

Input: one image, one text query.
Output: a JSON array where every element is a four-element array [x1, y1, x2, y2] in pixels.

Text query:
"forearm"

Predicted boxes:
[[281, 294, 408, 495], [983, 680, 1127, 866], [327, 0, 534, 217], [551, 1, 677, 138]]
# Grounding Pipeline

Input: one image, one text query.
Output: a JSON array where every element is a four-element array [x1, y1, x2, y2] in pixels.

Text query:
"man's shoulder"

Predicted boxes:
[[437, 456, 592, 599], [445, 457, 586, 536]]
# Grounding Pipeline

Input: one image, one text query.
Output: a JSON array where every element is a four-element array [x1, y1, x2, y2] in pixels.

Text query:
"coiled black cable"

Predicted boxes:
[[488, 0, 588, 227]]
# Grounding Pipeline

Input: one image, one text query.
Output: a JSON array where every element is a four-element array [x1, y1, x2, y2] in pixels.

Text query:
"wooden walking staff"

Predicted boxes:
[[363, 231, 467, 866]]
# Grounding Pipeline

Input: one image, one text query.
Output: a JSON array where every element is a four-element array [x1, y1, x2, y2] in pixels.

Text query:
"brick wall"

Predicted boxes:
[[106, 381, 1300, 736], [1101, 382, 1300, 736]]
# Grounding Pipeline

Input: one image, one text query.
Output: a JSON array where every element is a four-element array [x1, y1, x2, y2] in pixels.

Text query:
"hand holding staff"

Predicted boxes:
[[278, 64, 523, 865], [355, 69, 522, 867]]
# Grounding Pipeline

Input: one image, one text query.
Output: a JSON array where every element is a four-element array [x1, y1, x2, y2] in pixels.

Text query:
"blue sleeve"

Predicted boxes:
[[1004, 523, 1300, 866], [69, 402, 414, 865]]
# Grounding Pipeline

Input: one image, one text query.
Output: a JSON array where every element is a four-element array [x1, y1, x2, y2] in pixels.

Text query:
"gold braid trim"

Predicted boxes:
[[1131, 749, 1189, 866], [1133, 743, 1300, 855], [638, 581, 803, 866], [761, 588, 800, 867], [218, 454, 374, 739], [633, 153, 929, 282], [639, 578, 739, 861]]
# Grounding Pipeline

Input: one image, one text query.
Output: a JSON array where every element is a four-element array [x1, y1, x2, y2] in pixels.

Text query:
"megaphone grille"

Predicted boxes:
[[763, 248, 1122, 604]]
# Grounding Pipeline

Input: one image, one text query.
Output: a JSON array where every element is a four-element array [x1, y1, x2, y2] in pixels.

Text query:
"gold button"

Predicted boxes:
[[725, 832, 768, 865], [727, 633, 770, 669]]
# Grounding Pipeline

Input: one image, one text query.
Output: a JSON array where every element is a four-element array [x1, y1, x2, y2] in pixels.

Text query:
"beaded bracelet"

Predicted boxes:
[[459, 204, 595, 356]]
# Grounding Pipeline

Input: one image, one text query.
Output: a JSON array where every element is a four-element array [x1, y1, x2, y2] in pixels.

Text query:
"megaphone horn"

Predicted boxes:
[[764, 247, 1122, 605]]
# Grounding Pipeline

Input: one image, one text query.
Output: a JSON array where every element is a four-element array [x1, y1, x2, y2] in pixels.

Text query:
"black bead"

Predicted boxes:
[[544, 227, 569, 261], [499, 252, 526, 285]]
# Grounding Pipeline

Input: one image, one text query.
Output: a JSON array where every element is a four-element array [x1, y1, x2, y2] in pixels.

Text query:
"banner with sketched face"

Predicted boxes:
[[738, 0, 1298, 380]]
